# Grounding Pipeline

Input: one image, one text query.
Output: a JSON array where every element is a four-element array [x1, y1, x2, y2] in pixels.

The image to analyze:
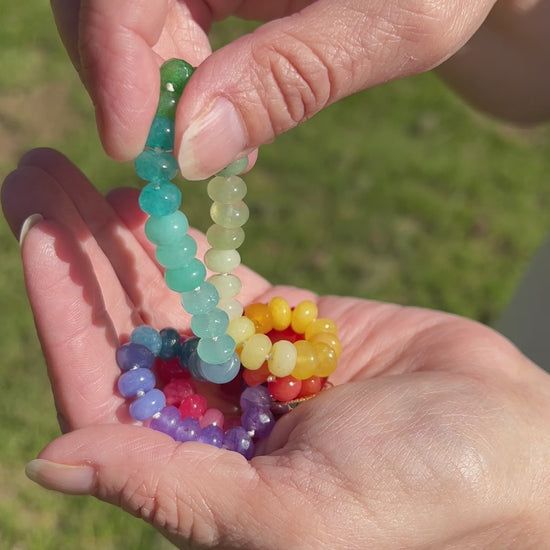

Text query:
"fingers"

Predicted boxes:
[[175, 0, 496, 179]]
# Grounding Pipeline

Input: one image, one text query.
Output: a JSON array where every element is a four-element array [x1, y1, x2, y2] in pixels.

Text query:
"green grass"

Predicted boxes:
[[1, 3, 550, 549]]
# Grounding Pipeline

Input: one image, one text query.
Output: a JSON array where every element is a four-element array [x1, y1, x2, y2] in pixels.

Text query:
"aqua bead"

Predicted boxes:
[[160, 59, 194, 96], [198, 352, 241, 384], [145, 116, 175, 151], [165, 259, 206, 292], [210, 200, 249, 228], [206, 224, 245, 249], [207, 176, 247, 203], [197, 334, 236, 365], [145, 211, 189, 245], [191, 308, 229, 338], [139, 181, 181, 216], [181, 282, 219, 315], [216, 158, 248, 177], [155, 235, 197, 269], [135, 149, 178, 183], [156, 89, 178, 119], [130, 325, 162, 356]]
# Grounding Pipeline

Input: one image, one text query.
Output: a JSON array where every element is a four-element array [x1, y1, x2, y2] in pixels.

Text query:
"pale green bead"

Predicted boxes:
[[210, 200, 249, 228], [217, 297, 244, 320], [216, 157, 248, 177], [206, 224, 245, 250], [204, 248, 241, 273], [207, 273, 242, 298], [240, 333, 272, 370], [207, 175, 247, 203]]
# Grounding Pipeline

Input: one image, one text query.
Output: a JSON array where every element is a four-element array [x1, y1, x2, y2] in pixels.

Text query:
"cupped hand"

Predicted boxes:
[[3, 148, 550, 549], [51, 0, 497, 179]]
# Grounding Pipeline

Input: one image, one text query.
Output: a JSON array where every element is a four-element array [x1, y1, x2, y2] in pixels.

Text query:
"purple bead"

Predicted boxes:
[[223, 427, 255, 459], [150, 406, 181, 439], [116, 342, 155, 371], [174, 417, 201, 442], [198, 424, 224, 448], [240, 385, 272, 411], [117, 367, 156, 398], [159, 327, 181, 360], [241, 405, 275, 439], [129, 389, 166, 421]]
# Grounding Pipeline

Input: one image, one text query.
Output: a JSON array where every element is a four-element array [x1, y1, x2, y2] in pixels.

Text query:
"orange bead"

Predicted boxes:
[[242, 362, 270, 386], [309, 331, 342, 358], [290, 300, 318, 334], [244, 302, 273, 334], [312, 341, 338, 377], [291, 340, 318, 380]]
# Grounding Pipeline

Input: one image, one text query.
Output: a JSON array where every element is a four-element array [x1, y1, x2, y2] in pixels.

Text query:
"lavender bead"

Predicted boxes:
[[240, 385, 272, 411], [241, 405, 275, 439], [117, 367, 156, 398], [129, 389, 166, 421], [198, 424, 224, 448], [223, 427, 254, 459], [174, 417, 201, 442], [116, 342, 155, 372], [150, 406, 181, 439]]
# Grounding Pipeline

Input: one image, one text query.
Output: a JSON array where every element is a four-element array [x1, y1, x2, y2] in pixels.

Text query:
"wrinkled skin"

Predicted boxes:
[[2, 148, 550, 549]]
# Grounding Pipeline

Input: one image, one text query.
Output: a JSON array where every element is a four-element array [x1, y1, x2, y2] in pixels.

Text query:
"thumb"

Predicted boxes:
[[176, 0, 495, 180]]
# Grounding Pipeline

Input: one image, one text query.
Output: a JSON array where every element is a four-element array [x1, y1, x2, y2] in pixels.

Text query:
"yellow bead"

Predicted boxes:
[[312, 341, 338, 377], [267, 340, 297, 377], [305, 318, 338, 340], [291, 340, 318, 380], [244, 302, 273, 334], [240, 333, 272, 370], [226, 316, 256, 345], [309, 332, 342, 358], [268, 297, 292, 331], [290, 300, 318, 334]]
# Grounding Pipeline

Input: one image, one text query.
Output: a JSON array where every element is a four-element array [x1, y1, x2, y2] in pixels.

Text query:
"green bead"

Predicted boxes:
[[145, 116, 175, 151], [160, 59, 194, 96], [165, 259, 206, 292], [144, 211, 189, 245], [207, 176, 247, 203], [156, 89, 179, 119], [139, 181, 181, 216], [206, 224, 245, 249], [155, 235, 197, 269], [216, 157, 248, 177], [210, 200, 249, 228]]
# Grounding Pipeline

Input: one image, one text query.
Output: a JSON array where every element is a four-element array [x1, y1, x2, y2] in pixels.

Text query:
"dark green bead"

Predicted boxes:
[[156, 89, 179, 119], [160, 59, 194, 96]]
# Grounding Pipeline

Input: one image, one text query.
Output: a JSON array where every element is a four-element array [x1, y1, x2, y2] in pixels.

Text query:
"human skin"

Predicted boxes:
[[2, 148, 550, 548]]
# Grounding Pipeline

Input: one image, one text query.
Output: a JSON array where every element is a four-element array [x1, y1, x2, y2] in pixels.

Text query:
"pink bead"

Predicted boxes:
[[163, 378, 195, 407], [178, 394, 207, 419], [199, 408, 225, 429]]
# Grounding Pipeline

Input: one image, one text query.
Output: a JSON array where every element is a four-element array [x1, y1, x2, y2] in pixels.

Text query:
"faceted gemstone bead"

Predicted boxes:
[[117, 367, 156, 398], [244, 303, 273, 334], [139, 181, 181, 216], [186, 351, 207, 381], [154, 356, 189, 385], [191, 308, 229, 339], [207, 175, 247, 203], [226, 316, 256, 346], [178, 337, 200, 369], [181, 282, 219, 315], [162, 377, 195, 407], [135, 149, 178, 183], [291, 340, 317, 380], [198, 352, 240, 384], [174, 417, 201, 442], [200, 408, 225, 429], [130, 326, 162, 356], [216, 157, 248, 177], [216, 297, 244, 320], [198, 424, 224, 448], [160, 58, 194, 96], [290, 300, 318, 334], [196, 333, 236, 365], [159, 327, 182, 360], [207, 274, 242, 298], [129, 388, 166, 421], [298, 376, 323, 398], [268, 376, 302, 402], [268, 340, 298, 378], [223, 426, 254, 459], [305, 318, 339, 340], [308, 332, 342, 358], [240, 333, 272, 370], [241, 362, 270, 387], [210, 200, 249, 228], [204, 248, 241, 274], [241, 405, 275, 439], [268, 297, 292, 331], [178, 394, 207, 419], [116, 342, 155, 371], [145, 115, 175, 151], [206, 224, 245, 250], [145, 211, 189, 245], [165, 259, 207, 292], [312, 341, 338, 377], [155, 235, 197, 269], [240, 385, 272, 411], [149, 406, 181, 438], [156, 88, 178, 119]]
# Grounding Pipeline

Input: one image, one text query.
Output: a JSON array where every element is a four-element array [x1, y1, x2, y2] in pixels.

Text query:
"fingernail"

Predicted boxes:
[[19, 213, 43, 247], [25, 459, 96, 495], [178, 97, 247, 180]]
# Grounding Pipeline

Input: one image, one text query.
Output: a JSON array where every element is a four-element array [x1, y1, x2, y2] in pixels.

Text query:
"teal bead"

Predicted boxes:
[[139, 181, 181, 216], [145, 116, 175, 151], [155, 235, 197, 268], [135, 149, 178, 183], [197, 333, 236, 365], [198, 352, 241, 384], [156, 89, 178, 119], [145, 211, 189, 245], [191, 308, 229, 338], [216, 157, 248, 177], [181, 282, 219, 315], [160, 59, 194, 96], [164, 259, 206, 292]]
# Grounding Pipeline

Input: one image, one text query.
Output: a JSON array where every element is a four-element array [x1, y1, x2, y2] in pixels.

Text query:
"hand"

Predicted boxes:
[[51, 0, 497, 179], [3, 148, 550, 549]]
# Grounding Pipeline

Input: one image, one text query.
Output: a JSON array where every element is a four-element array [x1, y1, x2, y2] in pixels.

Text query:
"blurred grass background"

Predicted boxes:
[[1, 1, 550, 548]]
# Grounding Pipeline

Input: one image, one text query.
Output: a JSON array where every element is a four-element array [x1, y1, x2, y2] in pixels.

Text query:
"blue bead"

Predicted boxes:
[[130, 326, 162, 356], [139, 181, 182, 216], [164, 259, 206, 293], [155, 235, 197, 269], [158, 327, 181, 360], [178, 337, 199, 369], [174, 417, 201, 442], [197, 334, 236, 365], [135, 149, 178, 183], [145, 211, 189, 245], [116, 342, 155, 371], [129, 388, 166, 421], [198, 424, 224, 448], [117, 367, 156, 398], [223, 427, 254, 459], [191, 308, 229, 338], [198, 352, 240, 384], [145, 116, 175, 151], [216, 157, 248, 177], [186, 351, 207, 381], [149, 406, 181, 439], [181, 282, 219, 315]]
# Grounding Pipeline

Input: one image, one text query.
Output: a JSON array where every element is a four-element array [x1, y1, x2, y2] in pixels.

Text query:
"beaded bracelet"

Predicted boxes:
[[115, 59, 342, 458]]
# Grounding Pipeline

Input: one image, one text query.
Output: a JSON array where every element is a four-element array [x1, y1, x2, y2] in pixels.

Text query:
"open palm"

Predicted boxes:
[[3, 148, 550, 549]]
